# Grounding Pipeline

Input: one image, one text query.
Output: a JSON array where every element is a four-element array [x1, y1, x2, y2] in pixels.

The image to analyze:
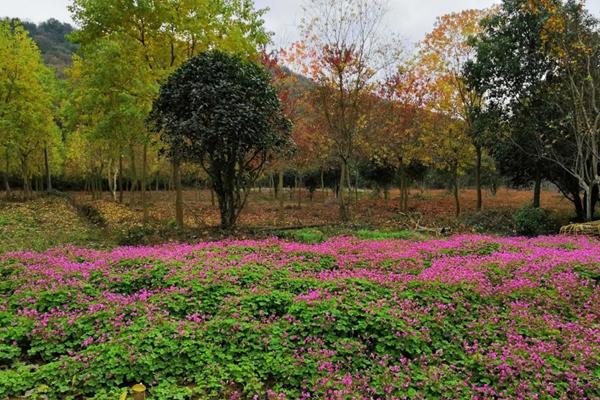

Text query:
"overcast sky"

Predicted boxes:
[[3, 0, 600, 47]]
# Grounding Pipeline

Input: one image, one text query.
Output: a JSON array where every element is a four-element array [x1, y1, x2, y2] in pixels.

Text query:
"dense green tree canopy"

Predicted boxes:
[[149, 50, 292, 229], [0, 19, 60, 194], [466, 0, 600, 219]]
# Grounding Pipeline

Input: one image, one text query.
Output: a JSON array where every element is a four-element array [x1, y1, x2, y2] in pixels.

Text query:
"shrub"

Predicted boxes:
[[462, 209, 514, 235], [116, 225, 155, 245], [512, 206, 560, 236], [148, 50, 292, 229], [278, 228, 325, 244], [355, 230, 412, 240]]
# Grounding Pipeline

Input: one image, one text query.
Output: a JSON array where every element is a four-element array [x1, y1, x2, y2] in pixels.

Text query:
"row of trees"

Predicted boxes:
[[0, 21, 60, 196], [2, 0, 600, 228]]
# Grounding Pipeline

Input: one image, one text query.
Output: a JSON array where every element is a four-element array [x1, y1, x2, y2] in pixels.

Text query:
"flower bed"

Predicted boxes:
[[0, 235, 598, 399]]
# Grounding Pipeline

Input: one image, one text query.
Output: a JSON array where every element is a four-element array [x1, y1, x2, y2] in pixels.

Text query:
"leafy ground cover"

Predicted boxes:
[[0, 197, 104, 253], [0, 235, 598, 399], [71, 188, 573, 233]]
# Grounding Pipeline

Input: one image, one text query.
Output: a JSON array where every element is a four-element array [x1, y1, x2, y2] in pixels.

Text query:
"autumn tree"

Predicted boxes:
[[149, 50, 292, 229], [418, 9, 490, 211], [294, 0, 396, 221], [261, 50, 328, 212], [64, 37, 155, 208], [364, 63, 430, 211]]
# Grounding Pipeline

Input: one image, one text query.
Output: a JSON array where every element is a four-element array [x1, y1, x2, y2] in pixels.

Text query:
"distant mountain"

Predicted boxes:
[[20, 18, 77, 77]]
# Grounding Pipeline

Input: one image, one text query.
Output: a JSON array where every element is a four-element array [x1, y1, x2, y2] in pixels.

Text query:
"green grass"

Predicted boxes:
[[277, 227, 416, 243]]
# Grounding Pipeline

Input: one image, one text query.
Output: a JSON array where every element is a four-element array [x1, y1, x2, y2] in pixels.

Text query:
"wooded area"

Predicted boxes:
[[2, 0, 600, 230], [1, 1, 599, 399]]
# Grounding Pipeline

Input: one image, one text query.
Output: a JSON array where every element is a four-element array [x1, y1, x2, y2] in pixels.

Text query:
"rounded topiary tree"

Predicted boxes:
[[149, 50, 292, 229]]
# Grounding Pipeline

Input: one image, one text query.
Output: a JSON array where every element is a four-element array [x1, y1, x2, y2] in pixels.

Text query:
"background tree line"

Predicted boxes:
[[2, 0, 600, 228]]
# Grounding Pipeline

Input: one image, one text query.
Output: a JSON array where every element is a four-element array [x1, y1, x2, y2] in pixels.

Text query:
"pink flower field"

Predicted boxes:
[[0, 234, 598, 399]]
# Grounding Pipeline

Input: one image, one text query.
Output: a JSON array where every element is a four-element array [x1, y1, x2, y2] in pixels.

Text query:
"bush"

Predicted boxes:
[[512, 206, 560, 236], [278, 228, 325, 244], [462, 209, 514, 235], [355, 230, 412, 240], [116, 225, 155, 245]]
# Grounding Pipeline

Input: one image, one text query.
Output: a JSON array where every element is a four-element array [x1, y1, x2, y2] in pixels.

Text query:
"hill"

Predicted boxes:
[[20, 18, 77, 77]]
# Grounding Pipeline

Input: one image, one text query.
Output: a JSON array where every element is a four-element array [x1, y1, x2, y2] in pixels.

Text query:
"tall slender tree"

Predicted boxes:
[[293, 0, 397, 221]]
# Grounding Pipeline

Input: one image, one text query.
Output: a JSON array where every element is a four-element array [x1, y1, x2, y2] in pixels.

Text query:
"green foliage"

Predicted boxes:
[[0, 19, 62, 190], [465, 0, 600, 221], [462, 209, 515, 235], [355, 230, 413, 240], [278, 228, 326, 244], [512, 206, 560, 237], [149, 50, 293, 229], [116, 224, 156, 246], [0, 236, 598, 398]]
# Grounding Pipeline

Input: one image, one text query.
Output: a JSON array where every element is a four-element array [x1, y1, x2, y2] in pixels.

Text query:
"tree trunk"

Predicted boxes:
[[339, 160, 350, 221], [475, 145, 482, 211], [210, 187, 215, 207], [218, 191, 236, 230], [44, 146, 52, 192], [345, 163, 352, 197], [295, 174, 301, 208], [89, 175, 95, 200], [585, 187, 594, 222], [533, 175, 542, 208], [278, 169, 284, 221], [215, 170, 240, 230], [3, 148, 10, 195], [573, 191, 584, 220], [173, 160, 184, 229], [20, 155, 30, 199], [111, 162, 118, 201], [453, 167, 461, 217], [129, 146, 138, 201], [141, 142, 148, 223], [320, 168, 325, 200], [399, 164, 408, 212], [354, 168, 359, 203], [592, 185, 599, 219], [118, 154, 124, 203]]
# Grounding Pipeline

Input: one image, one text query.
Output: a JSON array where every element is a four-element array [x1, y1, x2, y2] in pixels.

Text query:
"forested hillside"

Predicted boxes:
[[20, 18, 77, 76]]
